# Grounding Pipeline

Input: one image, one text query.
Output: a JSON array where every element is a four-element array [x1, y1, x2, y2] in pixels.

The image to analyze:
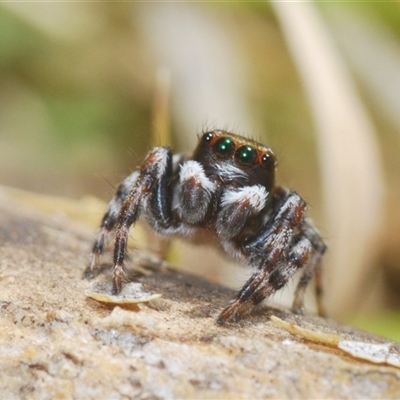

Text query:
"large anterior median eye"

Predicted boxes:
[[213, 137, 235, 158], [235, 145, 257, 167]]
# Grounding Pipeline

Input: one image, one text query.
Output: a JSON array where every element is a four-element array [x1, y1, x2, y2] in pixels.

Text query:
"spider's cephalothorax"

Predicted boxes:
[[85, 130, 326, 324]]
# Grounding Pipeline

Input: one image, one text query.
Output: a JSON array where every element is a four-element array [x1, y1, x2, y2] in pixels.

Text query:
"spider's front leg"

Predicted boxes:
[[85, 147, 173, 294], [112, 147, 175, 293], [217, 191, 308, 325], [84, 171, 139, 280]]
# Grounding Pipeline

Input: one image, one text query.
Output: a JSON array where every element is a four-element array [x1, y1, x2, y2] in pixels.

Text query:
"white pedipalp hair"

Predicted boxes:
[[212, 160, 248, 181], [179, 160, 216, 194], [221, 185, 268, 213]]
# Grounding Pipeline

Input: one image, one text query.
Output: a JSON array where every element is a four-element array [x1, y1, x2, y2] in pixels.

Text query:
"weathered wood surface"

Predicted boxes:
[[0, 185, 399, 399]]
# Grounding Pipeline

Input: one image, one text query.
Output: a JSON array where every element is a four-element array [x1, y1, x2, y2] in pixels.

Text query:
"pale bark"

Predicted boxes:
[[0, 185, 399, 399]]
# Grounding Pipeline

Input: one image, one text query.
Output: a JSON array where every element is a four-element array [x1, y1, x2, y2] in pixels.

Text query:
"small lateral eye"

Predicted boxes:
[[213, 137, 235, 158], [261, 152, 275, 169], [235, 145, 257, 167], [203, 132, 214, 143]]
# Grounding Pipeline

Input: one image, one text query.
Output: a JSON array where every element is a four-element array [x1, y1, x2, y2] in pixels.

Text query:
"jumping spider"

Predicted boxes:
[[85, 130, 326, 324]]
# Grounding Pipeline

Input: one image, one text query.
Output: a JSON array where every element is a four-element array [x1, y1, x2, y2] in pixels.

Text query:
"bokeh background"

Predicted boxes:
[[1, 2, 400, 340]]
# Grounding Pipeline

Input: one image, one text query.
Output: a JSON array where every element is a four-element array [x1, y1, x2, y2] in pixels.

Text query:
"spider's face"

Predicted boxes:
[[193, 130, 276, 191]]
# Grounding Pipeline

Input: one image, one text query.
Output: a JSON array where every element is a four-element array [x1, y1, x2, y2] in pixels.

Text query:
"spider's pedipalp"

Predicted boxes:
[[220, 185, 268, 211], [179, 160, 216, 224], [216, 185, 268, 240]]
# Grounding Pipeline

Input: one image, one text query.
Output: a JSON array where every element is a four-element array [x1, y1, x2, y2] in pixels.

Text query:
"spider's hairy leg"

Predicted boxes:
[[292, 220, 327, 316], [112, 147, 172, 294], [179, 160, 216, 224], [250, 238, 312, 308], [216, 185, 268, 240], [217, 227, 294, 324], [222, 238, 312, 320], [217, 191, 307, 325], [84, 171, 140, 279], [217, 265, 271, 325]]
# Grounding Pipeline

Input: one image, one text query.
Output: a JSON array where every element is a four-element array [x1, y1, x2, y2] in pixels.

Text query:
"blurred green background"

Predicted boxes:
[[1, 2, 400, 341]]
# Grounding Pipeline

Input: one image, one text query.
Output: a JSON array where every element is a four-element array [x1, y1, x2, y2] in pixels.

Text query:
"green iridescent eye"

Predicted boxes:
[[213, 137, 235, 158], [235, 145, 257, 167]]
